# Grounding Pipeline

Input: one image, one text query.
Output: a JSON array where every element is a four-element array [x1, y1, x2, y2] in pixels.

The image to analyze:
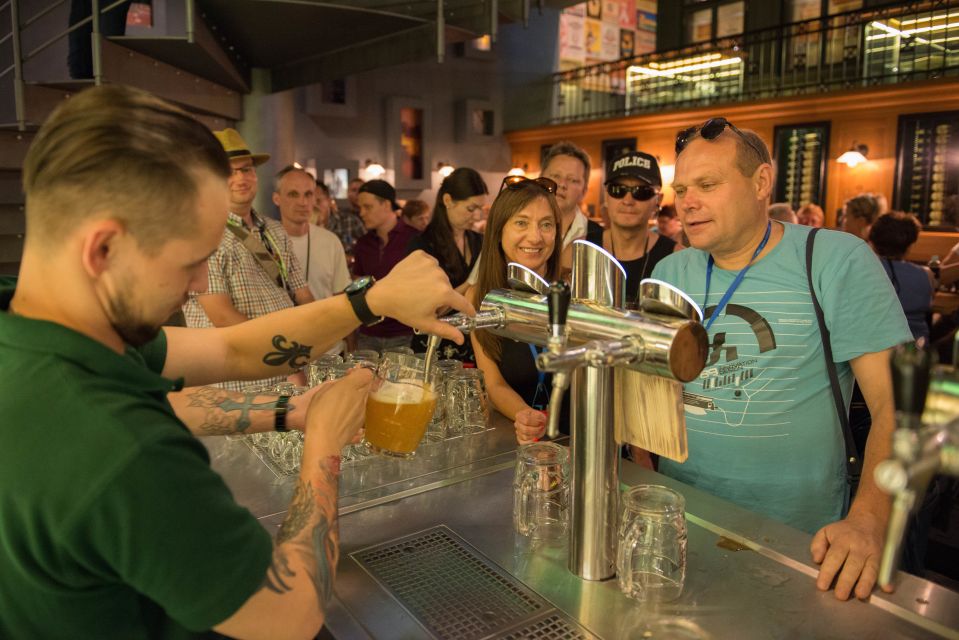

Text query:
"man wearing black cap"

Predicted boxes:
[[586, 151, 682, 306], [353, 179, 420, 351]]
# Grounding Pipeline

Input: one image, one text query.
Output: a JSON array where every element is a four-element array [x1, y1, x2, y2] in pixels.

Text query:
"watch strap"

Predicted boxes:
[[347, 282, 383, 326]]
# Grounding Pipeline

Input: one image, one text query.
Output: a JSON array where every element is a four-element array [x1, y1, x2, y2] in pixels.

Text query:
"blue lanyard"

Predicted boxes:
[[703, 221, 772, 331]]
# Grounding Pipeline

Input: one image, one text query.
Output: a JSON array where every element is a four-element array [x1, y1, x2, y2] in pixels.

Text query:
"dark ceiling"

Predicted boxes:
[[196, 0, 578, 91]]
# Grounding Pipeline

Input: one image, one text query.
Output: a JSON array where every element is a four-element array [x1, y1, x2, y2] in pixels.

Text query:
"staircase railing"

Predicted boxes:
[[0, 0, 194, 130]]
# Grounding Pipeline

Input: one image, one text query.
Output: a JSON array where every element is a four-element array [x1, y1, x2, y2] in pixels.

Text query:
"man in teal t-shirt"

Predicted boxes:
[[0, 86, 472, 639], [654, 118, 911, 603]]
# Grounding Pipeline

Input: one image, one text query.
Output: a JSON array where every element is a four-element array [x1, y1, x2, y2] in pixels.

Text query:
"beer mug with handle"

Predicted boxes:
[[363, 354, 436, 458], [617, 484, 687, 602]]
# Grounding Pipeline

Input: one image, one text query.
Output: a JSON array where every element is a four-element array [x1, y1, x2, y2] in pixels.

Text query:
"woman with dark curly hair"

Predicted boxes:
[[868, 211, 935, 344]]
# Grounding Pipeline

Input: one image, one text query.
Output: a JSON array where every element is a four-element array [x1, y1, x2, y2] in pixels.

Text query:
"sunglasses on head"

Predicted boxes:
[[500, 175, 558, 194], [675, 117, 767, 161], [606, 182, 658, 201]]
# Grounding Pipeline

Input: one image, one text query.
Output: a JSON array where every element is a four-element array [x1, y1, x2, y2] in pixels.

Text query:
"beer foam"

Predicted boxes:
[[373, 380, 432, 404]]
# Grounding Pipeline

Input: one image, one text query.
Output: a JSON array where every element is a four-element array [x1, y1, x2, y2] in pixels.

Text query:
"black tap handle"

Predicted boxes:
[[891, 343, 932, 422], [548, 281, 570, 333]]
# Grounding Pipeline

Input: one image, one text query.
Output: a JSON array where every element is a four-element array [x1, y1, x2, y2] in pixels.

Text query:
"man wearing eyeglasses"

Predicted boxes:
[[182, 129, 314, 390], [651, 118, 912, 601], [586, 151, 682, 307]]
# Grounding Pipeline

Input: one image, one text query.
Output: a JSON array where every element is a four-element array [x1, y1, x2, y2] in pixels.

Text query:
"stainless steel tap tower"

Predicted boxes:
[[875, 344, 959, 588], [437, 242, 707, 581]]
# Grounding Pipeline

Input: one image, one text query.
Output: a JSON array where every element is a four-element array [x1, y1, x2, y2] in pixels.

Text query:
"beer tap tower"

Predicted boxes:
[[437, 241, 708, 580], [875, 344, 959, 588]]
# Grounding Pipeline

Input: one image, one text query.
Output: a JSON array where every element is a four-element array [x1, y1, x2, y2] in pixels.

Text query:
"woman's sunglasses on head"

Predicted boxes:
[[500, 175, 558, 194], [675, 117, 767, 162], [606, 183, 658, 201]]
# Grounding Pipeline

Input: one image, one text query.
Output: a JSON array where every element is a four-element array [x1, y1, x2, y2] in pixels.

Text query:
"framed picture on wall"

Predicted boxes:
[[893, 111, 959, 228], [772, 122, 830, 212], [386, 97, 431, 191], [601, 137, 637, 178], [322, 169, 350, 200]]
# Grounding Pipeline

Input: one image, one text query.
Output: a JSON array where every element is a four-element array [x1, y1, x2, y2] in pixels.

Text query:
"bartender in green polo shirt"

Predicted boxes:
[[0, 86, 473, 640]]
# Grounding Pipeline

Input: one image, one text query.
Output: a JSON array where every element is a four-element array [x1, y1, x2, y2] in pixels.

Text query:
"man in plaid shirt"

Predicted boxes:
[[326, 177, 366, 255], [183, 129, 314, 390]]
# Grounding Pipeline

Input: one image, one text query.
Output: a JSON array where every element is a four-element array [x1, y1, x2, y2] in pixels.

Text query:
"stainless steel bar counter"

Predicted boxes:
[[206, 417, 959, 640]]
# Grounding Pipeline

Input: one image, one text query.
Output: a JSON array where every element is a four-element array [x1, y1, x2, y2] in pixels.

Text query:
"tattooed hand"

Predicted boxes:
[[305, 368, 373, 457]]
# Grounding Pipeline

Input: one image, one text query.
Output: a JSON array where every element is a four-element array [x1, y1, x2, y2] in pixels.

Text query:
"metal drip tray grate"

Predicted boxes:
[[351, 525, 593, 640]]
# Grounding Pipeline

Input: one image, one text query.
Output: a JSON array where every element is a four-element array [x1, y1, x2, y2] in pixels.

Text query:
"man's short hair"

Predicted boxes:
[[542, 140, 591, 182], [681, 126, 771, 177], [315, 181, 331, 197], [845, 194, 881, 225], [273, 165, 313, 193], [22, 85, 229, 253]]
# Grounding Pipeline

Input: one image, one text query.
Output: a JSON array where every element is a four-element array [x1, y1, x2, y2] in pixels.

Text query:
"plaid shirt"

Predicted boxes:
[[326, 208, 366, 253], [183, 211, 307, 391]]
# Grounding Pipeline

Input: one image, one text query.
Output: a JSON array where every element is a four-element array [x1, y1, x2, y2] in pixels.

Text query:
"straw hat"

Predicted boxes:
[[213, 128, 270, 166]]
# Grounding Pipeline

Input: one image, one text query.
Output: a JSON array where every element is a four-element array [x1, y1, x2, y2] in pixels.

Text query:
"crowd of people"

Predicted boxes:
[[0, 86, 947, 638]]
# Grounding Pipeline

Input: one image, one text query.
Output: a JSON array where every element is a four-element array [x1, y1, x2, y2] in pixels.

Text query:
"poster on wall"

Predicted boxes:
[[618, 0, 636, 29], [637, 9, 656, 33], [559, 13, 586, 65], [603, 0, 620, 24], [635, 29, 656, 54], [587, 0, 602, 19], [601, 22, 620, 60], [399, 107, 424, 181], [620, 28, 635, 58], [564, 3, 585, 16], [586, 18, 602, 58]]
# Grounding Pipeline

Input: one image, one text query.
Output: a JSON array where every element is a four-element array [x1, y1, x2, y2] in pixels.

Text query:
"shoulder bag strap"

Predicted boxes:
[[806, 228, 863, 478], [225, 221, 297, 304]]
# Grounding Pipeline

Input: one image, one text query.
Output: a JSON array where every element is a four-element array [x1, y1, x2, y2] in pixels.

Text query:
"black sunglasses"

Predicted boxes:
[[675, 117, 767, 162], [500, 175, 558, 194], [606, 183, 658, 201]]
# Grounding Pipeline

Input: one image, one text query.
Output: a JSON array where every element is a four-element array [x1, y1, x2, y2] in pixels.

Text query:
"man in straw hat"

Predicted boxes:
[[182, 128, 315, 390], [0, 85, 473, 638]]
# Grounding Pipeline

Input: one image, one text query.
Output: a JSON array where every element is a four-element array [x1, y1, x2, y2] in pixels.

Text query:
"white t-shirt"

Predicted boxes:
[[289, 225, 352, 354]]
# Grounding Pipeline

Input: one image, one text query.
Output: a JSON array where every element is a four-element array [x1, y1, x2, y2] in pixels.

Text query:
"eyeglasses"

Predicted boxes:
[[675, 117, 767, 162], [500, 175, 558, 194], [606, 183, 658, 201]]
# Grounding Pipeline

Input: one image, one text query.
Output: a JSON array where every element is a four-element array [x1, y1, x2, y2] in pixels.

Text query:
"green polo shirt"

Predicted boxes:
[[0, 280, 272, 639]]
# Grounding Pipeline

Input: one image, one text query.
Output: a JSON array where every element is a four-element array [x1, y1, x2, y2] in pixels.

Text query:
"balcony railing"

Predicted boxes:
[[550, 1, 959, 124]]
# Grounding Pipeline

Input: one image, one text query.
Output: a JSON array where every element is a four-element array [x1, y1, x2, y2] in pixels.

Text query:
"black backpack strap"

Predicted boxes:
[[805, 228, 863, 478]]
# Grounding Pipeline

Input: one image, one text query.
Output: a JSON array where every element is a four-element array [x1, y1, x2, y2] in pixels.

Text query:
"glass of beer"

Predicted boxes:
[[363, 355, 436, 458]]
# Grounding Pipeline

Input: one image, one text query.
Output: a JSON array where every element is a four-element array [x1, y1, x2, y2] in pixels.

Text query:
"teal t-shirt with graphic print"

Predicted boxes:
[[651, 223, 911, 533]]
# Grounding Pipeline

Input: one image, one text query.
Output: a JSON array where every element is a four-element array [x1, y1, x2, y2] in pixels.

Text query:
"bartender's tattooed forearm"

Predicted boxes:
[[263, 334, 313, 368], [278, 479, 315, 543], [183, 387, 278, 435], [309, 456, 340, 604], [266, 456, 341, 604], [263, 549, 297, 594]]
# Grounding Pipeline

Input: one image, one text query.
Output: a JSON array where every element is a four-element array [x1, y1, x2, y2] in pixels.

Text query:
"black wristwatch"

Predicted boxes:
[[344, 276, 384, 326]]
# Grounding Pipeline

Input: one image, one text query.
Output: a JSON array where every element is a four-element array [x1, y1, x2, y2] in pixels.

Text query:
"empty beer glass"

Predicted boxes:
[[513, 442, 569, 540], [445, 368, 490, 435], [363, 355, 436, 458], [617, 485, 687, 602]]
